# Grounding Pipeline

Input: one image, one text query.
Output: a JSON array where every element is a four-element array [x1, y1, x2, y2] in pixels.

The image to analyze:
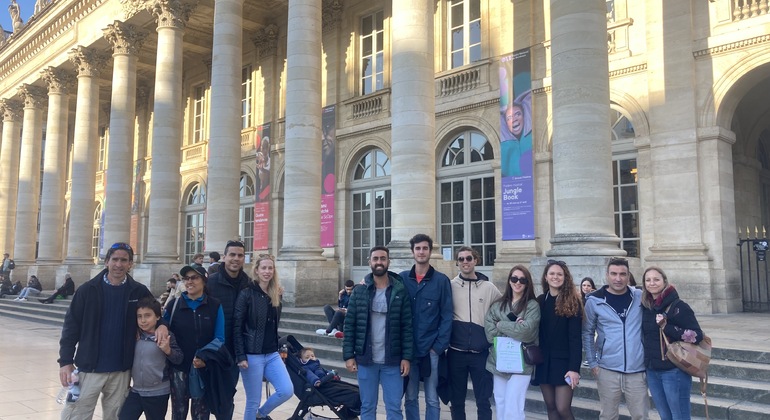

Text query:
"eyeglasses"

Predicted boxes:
[[457, 256, 475, 263], [182, 274, 202, 282], [509, 276, 528, 285], [110, 242, 133, 252], [547, 259, 566, 266]]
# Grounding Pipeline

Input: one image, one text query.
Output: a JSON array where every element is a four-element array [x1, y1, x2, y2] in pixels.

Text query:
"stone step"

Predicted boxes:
[[709, 358, 770, 382]]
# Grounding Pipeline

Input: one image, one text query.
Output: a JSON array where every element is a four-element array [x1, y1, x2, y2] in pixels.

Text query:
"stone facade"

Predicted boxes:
[[0, 0, 767, 312]]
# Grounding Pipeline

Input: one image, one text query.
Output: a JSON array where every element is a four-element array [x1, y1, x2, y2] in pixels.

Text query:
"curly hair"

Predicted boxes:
[[540, 260, 583, 318]]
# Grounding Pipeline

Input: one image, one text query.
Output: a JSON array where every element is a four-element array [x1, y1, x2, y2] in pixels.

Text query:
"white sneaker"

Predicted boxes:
[[327, 328, 339, 336], [316, 328, 327, 335]]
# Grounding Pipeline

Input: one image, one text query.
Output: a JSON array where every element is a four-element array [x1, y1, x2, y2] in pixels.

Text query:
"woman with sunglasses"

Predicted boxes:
[[484, 265, 540, 420], [233, 254, 292, 420], [533, 260, 583, 420]]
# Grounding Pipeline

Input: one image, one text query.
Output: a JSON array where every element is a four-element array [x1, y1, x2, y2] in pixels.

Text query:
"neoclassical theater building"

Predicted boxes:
[[0, 0, 766, 312]]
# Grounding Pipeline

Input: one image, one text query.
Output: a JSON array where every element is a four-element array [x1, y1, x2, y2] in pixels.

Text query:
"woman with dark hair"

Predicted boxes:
[[579, 277, 596, 302], [641, 266, 703, 420], [14, 275, 43, 301], [484, 265, 540, 420], [533, 260, 583, 420]]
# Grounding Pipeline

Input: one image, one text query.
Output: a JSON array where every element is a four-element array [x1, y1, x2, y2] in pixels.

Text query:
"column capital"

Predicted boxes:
[[17, 84, 47, 109], [322, 0, 343, 34], [252, 24, 279, 60], [151, 0, 196, 30], [68, 46, 109, 77], [0, 99, 23, 122], [40, 67, 75, 95], [103, 21, 148, 56]]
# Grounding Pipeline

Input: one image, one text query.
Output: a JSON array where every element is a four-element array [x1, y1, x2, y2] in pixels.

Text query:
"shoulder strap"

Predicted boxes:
[[168, 297, 180, 327], [663, 298, 681, 316]]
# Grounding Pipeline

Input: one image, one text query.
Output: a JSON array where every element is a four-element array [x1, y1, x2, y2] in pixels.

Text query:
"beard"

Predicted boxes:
[[371, 264, 388, 276]]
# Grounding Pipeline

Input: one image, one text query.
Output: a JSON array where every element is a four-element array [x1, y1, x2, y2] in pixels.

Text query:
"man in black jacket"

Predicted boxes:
[[206, 239, 250, 420], [58, 242, 165, 419]]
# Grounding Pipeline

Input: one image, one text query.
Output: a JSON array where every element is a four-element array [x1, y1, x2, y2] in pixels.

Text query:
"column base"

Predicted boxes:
[[130, 262, 179, 296], [276, 258, 339, 307], [493, 245, 539, 288], [58, 262, 101, 289], [530, 255, 642, 289], [31, 261, 62, 289], [548, 233, 626, 256], [142, 252, 181, 264]]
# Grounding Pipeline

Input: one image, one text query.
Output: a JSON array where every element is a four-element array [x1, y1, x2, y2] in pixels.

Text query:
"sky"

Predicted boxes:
[[1, 0, 40, 36]]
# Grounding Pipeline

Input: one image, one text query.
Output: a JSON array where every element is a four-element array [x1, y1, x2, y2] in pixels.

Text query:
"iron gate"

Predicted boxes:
[[738, 235, 770, 312]]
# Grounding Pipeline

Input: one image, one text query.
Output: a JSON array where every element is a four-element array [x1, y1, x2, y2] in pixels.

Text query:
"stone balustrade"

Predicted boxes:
[[732, 0, 770, 20]]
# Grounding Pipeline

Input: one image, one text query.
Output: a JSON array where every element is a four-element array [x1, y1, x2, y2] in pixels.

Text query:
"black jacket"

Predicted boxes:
[[197, 341, 235, 415], [642, 286, 703, 370], [166, 294, 222, 371], [206, 265, 250, 356], [58, 269, 154, 370], [232, 283, 281, 362]]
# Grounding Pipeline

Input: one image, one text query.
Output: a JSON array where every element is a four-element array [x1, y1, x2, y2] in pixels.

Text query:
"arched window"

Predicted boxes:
[[351, 149, 391, 280], [438, 130, 496, 267], [239, 173, 255, 254], [92, 202, 102, 262], [184, 182, 206, 263], [611, 105, 640, 257]]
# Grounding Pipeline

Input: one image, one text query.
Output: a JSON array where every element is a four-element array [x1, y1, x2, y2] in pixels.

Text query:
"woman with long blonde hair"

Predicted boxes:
[[232, 254, 291, 419]]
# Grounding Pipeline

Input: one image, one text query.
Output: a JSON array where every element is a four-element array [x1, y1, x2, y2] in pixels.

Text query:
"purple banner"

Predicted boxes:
[[253, 123, 271, 250], [500, 49, 535, 240], [320, 106, 336, 247]]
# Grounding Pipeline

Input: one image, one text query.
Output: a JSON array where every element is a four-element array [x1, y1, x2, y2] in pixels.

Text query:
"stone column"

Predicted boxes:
[[13, 85, 47, 268], [542, 0, 621, 281], [102, 21, 147, 255], [387, 0, 436, 271], [36, 69, 74, 284], [204, 0, 243, 253], [252, 24, 279, 124], [278, 0, 337, 307], [65, 47, 107, 272], [145, 0, 194, 263], [0, 99, 23, 256]]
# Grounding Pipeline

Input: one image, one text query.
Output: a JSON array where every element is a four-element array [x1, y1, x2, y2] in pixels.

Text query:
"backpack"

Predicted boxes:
[[7, 259, 14, 270]]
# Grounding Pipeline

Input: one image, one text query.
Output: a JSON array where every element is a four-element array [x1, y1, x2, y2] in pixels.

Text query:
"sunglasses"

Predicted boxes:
[[457, 256, 475, 263], [547, 259, 566, 266], [509, 276, 528, 285], [111, 242, 133, 252], [182, 274, 202, 282]]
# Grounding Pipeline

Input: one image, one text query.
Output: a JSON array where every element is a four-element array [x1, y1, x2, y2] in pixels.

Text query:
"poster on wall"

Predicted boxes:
[[320, 105, 336, 247], [253, 123, 272, 250], [500, 48, 535, 240]]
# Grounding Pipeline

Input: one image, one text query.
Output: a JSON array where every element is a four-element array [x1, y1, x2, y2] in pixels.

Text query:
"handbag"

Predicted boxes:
[[521, 342, 543, 365]]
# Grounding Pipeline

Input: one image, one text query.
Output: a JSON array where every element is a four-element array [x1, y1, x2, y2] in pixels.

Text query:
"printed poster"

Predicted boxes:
[[320, 106, 336, 247], [253, 123, 272, 250]]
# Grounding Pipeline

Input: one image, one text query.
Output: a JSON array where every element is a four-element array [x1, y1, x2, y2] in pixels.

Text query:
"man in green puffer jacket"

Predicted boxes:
[[343, 246, 414, 420]]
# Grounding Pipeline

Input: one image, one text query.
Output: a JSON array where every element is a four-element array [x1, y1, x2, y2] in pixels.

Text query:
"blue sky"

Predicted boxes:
[[2, 0, 39, 36]]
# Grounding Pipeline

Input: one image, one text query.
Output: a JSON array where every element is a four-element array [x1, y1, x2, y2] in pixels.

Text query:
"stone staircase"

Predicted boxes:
[[1, 298, 769, 419]]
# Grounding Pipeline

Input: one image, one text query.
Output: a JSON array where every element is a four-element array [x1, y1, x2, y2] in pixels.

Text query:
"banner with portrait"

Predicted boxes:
[[500, 49, 535, 240], [320, 105, 336, 247], [253, 123, 272, 250]]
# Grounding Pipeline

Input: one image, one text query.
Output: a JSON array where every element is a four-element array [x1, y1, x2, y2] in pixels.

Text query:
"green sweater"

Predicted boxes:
[[484, 298, 541, 377]]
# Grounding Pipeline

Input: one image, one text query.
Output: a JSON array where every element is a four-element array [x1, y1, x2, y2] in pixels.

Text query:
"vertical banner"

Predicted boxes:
[[253, 123, 272, 250], [500, 49, 535, 240], [320, 105, 336, 247], [130, 160, 142, 252]]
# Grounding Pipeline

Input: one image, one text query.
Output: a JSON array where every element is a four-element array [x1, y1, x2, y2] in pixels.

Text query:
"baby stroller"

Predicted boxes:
[[279, 335, 361, 420]]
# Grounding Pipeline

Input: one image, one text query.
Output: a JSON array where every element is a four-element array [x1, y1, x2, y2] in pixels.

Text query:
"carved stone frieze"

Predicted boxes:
[[104, 21, 148, 55], [68, 46, 109, 77], [18, 84, 47, 109], [0, 98, 23, 122], [151, 0, 196, 30], [252, 24, 279, 60], [40, 67, 75, 95], [322, 0, 343, 34]]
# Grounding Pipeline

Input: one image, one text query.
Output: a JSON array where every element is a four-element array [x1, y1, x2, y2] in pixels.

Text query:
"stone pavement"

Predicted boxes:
[[0, 312, 767, 419]]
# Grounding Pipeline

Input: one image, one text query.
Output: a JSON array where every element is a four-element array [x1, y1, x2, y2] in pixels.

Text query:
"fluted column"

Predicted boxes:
[[102, 21, 147, 254], [145, 0, 194, 262], [204, 0, 243, 253], [65, 46, 107, 264], [388, 0, 436, 266], [37, 69, 73, 275], [0, 99, 23, 255], [13, 85, 47, 264], [548, 0, 621, 257], [281, 0, 323, 258]]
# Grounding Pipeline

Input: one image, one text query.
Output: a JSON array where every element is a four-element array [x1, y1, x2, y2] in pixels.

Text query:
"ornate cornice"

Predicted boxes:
[[322, 0, 343, 34], [435, 98, 499, 118], [609, 63, 647, 78], [103, 21, 148, 55], [41, 67, 75, 95], [151, 0, 196, 30], [693, 34, 770, 58], [68, 46, 109, 77], [0, 98, 24, 121], [18, 84, 47, 109], [252, 24, 279, 60]]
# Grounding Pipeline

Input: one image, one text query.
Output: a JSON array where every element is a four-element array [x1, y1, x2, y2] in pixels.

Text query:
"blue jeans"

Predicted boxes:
[[357, 362, 404, 420], [405, 351, 439, 420], [646, 367, 691, 420], [240, 352, 293, 419]]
